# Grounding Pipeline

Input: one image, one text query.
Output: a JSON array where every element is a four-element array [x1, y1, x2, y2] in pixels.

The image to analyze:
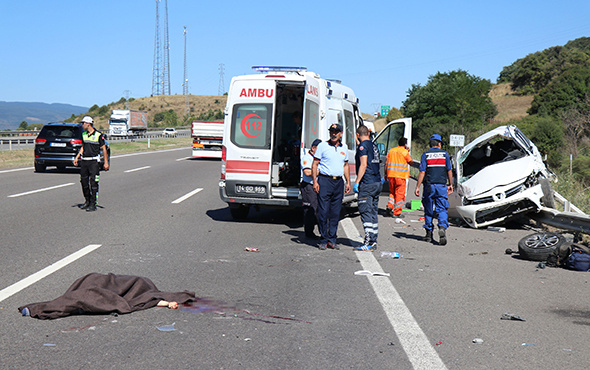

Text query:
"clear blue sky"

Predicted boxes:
[[1, 0, 589, 114]]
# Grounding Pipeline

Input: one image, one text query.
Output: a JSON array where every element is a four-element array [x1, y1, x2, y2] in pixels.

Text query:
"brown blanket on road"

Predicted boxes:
[[18, 273, 196, 320]]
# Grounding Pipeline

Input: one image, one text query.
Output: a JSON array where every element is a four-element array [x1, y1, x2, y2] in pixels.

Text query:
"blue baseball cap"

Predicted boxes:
[[311, 139, 322, 147], [430, 134, 442, 142], [329, 123, 343, 132]]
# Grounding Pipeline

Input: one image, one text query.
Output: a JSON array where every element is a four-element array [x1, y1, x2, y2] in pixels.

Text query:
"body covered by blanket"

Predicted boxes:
[[19, 273, 196, 320]]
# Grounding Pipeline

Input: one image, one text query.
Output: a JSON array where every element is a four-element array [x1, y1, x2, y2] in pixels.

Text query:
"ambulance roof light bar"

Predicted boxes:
[[252, 66, 307, 73]]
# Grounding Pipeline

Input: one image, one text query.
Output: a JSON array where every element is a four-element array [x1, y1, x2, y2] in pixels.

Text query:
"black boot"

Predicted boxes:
[[424, 229, 433, 243], [86, 203, 97, 212], [439, 228, 447, 246], [79, 199, 91, 209]]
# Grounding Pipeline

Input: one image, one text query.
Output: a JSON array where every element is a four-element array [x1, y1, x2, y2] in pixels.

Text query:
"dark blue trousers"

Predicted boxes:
[[317, 176, 344, 245]]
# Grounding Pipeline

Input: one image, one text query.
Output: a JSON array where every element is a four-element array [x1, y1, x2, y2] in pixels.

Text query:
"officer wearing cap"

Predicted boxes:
[[312, 123, 351, 250], [74, 116, 109, 212], [415, 134, 453, 245], [301, 138, 322, 239]]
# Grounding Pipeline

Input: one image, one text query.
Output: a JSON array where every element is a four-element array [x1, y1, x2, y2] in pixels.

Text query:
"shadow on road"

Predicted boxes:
[[206, 206, 304, 228]]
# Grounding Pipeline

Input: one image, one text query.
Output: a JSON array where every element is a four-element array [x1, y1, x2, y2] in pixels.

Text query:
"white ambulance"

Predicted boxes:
[[219, 66, 364, 219]]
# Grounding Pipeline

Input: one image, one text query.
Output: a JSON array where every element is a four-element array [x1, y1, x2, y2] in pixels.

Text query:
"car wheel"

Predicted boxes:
[[34, 163, 46, 172], [229, 204, 250, 220], [518, 232, 565, 261], [539, 178, 555, 209]]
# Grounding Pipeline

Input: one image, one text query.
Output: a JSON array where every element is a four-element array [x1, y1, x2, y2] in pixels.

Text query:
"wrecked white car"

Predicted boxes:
[[455, 125, 556, 228]]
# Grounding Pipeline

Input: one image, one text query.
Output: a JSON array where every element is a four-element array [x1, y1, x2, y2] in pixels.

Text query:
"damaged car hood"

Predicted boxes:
[[459, 156, 536, 198]]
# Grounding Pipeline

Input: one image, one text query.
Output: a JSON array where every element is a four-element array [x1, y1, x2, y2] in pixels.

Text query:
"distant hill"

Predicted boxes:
[[0, 101, 88, 130]]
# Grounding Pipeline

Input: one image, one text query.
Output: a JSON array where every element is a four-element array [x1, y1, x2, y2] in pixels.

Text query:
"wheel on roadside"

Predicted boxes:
[[229, 204, 250, 220], [34, 163, 46, 172], [539, 178, 555, 208], [518, 232, 565, 261]]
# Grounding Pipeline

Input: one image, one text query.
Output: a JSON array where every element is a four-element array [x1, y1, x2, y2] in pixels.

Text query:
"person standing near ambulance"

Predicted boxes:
[[74, 116, 109, 212], [414, 134, 453, 245], [385, 137, 413, 218], [312, 123, 351, 250], [353, 125, 381, 251], [301, 138, 322, 239]]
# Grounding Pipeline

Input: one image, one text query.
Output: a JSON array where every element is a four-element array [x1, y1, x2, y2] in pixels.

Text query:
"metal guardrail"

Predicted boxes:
[[0, 129, 191, 151]]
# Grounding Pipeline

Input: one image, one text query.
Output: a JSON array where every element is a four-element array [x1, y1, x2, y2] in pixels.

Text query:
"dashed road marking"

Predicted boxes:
[[124, 166, 151, 173], [172, 188, 203, 204], [0, 244, 102, 303], [7, 183, 75, 198]]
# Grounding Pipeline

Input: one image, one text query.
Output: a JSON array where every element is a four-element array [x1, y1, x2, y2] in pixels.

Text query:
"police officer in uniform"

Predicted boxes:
[[301, 139, 322, 239], [415, 134, 453, 245], [74, 116, 109, 212], [312, 123, 351, 250]]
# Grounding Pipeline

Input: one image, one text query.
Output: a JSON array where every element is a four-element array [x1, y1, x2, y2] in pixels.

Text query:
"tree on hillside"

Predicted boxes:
[[385, 106, 403, 122], [498, 37, 590, 95], [559, 93, 590, 158], [401, 70, 497, 144], [528, 65, 590, 115], [18, 121, 28, 130]]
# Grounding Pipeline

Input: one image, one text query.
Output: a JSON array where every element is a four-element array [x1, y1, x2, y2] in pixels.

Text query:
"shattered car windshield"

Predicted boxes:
[[459, 136, 527, 182]]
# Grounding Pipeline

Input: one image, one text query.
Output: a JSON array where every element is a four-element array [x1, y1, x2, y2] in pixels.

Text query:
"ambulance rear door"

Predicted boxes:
[[301, 75, 322, 154], [223, 79, 276, 199]]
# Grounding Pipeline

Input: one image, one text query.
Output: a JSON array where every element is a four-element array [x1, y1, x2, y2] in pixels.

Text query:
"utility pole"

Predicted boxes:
[[151, 0, 162, 96], [183, 26, 189, 116], [218, 63, 225, 95]]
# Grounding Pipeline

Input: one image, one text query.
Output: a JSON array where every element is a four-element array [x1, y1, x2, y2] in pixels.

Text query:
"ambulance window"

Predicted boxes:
[[303, 100, 319, 148], [344, 110, 355, 150], [374, 122, 405, 156], [231, 104, 272, 149]]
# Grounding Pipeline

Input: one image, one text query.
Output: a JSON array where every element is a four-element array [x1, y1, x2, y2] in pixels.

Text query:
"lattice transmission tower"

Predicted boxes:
[[218, 63, 225, 95], [151, 0, 162, 96], [183, 26, 189, 115], [162, 0, 171, 95], [151, 0, 170, 96]]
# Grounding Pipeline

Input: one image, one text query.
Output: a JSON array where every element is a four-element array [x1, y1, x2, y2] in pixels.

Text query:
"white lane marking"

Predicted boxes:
[[341, 217, 447, 370], [124, 166, 151, 173], [0, 167, 34, 174], [172, 188, 203, 204], [7, 182, 75, 198], [175, 156, 192, 161], [0, 244, 102, 303]]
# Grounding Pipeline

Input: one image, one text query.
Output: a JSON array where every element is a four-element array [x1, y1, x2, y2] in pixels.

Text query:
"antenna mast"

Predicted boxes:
[[183, 26, 189, 116], [218, 63, 225, 95], [162, 0, 171, 95], [151, 0, 162, 96]]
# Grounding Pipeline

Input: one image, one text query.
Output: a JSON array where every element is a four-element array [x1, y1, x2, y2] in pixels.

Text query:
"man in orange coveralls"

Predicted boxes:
[[385, 137, 414, 218]]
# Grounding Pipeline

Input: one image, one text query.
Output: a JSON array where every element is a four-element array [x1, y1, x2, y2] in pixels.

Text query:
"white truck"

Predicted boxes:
[[192, 120, 224, 158], [108, 109, 148, 137]]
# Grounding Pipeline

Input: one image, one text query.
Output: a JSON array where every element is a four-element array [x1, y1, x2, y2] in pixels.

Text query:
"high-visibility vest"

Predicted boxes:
[[386, 146, 412, 179]]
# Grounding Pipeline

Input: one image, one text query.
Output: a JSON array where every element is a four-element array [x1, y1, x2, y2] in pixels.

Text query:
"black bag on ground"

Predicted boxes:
[[566, 248, 590, 271], [546, 242, 590, 268]]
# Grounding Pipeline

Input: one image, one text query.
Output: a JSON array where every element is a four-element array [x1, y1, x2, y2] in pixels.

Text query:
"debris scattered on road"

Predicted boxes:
[[521, 343, 536, 346], [156, 322, 176, 331], [43, 343, 56, 347], [501, 313, 526, 321], [354, 270, 390, 277], [505, 248, 515, 255], [395, 218, 406, 224], [537, 262, 546, 269], [435, 341, 442, 346], [468, 251, 488, 256], [380, 251, 401, 259], [487, 226, 506, 232], [244, 247, 259, 252], [473, 338, 483, 344]]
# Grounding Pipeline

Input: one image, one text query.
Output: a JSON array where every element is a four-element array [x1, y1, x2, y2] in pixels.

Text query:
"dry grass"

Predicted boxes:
[[82, 95, 227, 131], [490, 83, 533, 122]]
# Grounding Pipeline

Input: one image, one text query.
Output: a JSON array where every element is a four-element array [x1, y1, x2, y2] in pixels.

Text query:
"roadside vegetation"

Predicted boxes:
[[0, 137, 191, 170]]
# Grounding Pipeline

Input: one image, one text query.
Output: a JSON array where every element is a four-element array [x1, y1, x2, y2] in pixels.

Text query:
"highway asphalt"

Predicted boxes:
[[0, 148, 588, 369]]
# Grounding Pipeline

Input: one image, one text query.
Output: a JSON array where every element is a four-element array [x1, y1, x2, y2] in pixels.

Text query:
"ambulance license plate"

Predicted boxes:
[[236, 184, 266, 194]]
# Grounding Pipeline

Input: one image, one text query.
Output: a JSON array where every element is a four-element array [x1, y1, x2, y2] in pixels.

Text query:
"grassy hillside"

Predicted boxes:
[[489, 83, 533, 122], [70, 94, 228, 131]]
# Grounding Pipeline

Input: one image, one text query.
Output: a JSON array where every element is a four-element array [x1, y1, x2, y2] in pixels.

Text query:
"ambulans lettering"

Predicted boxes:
[[239, 88, 274, 98], [306, 85, 319, 97], [240, 113, 263, 138]]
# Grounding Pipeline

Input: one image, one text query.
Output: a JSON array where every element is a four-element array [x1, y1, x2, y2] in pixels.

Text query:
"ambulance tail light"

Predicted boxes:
[[221, 145, 227, 179]]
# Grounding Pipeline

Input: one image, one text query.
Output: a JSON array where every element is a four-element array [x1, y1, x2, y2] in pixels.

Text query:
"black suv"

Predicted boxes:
[[34, 122, 109, 172]]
